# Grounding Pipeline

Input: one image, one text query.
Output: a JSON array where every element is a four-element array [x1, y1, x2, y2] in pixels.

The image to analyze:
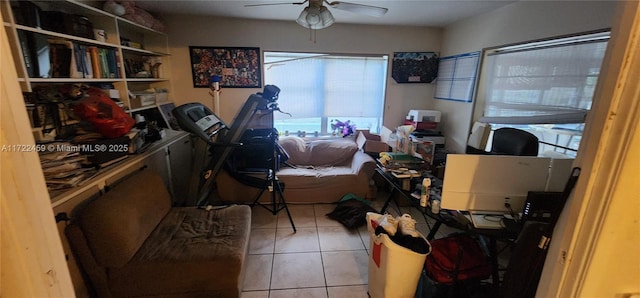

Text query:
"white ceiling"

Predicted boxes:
[[135, 0, 518, 27]]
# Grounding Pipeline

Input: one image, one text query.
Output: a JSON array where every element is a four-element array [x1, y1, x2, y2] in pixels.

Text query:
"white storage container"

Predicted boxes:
[[367, 213, 430, 298]]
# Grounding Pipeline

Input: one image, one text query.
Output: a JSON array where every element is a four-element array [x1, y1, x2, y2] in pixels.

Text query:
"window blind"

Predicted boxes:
[[479, 32, 609, 124], [435, 52, 480, 102], [264, 52, 387, 133]]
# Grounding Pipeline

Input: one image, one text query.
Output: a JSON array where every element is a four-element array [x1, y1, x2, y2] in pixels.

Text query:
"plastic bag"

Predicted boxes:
[[74, 87, 135, 138]]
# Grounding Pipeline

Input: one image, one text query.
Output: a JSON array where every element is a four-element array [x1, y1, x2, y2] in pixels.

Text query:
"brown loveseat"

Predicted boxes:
[[217, 136, 376, 203], [66, 169, 251, 297]]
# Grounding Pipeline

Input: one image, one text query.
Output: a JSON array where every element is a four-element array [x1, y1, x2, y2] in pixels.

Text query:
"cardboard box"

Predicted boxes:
[[356, 131, 390, 154]]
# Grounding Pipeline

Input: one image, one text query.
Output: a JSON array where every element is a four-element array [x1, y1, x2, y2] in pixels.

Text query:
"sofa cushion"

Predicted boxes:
[[308, 139, 358, 166], [80, 170, 172, 268], [279, 136, 310, 165], [108, 205, 251, 297]]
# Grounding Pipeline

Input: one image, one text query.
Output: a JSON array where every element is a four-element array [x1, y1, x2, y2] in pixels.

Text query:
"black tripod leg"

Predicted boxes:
[[274, 179, 296, 233], [250, 182, 269, 207]]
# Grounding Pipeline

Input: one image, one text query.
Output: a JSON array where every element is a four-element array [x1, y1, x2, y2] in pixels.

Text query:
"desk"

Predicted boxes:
[[375, 165, 517, 292]]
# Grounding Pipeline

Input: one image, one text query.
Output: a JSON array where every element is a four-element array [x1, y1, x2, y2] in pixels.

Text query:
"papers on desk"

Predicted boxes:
[[469, 211, 505, 229], [391, 169, 421, 179]]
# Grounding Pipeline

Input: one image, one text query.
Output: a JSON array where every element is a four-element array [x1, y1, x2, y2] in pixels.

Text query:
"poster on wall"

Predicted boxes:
[[189, 46, 262, 88], [391, 52, 439, 83]]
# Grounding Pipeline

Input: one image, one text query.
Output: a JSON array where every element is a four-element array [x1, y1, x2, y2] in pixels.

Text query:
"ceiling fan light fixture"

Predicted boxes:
[[319, 6, 335, 28], [296, 6, 334, 29], [306, 6, 321, 25]]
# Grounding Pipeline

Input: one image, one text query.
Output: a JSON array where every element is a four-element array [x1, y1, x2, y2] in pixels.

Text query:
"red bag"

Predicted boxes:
[[424, 234, 491, 284], [74, 88, 135, 138]]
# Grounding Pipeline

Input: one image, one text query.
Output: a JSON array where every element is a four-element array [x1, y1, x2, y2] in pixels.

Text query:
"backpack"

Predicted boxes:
[[425, 234, 491, 284]]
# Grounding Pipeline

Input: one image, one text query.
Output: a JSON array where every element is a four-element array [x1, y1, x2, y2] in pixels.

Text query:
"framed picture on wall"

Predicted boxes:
[[391, 52, 439, 83], [189, 46, 262, 88]]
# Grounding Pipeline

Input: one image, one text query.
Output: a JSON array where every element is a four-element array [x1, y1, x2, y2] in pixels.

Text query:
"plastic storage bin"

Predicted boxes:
[[367, 213, 429, 298]]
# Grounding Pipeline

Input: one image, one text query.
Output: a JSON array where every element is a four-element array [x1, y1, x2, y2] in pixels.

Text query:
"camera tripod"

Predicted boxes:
[[250, 165, 296, 233]]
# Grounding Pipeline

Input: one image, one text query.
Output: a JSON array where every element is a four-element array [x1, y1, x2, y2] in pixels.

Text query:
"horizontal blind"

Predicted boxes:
[[480, 33, 608, 124], [324, 56, 386, 118], [264, 52, 387, 120], [435, 52, 480, 102]]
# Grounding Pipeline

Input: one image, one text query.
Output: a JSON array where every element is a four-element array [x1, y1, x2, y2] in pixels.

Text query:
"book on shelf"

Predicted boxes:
[[106, 49, 118, 78], [17, 30, 40, 78], [114, 50, 122, 78], [98, 48, 109, 79], [48, 43, 71, 78], [74, 43, 93, 79], [84, 48, 93, 78], [48, 39, 82, 78], [88, 46, 101, 79]]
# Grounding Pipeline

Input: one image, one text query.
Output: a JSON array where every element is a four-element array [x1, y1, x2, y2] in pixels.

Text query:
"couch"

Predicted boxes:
[[66, 169, 251, 297], [217, 136, 377, 203]]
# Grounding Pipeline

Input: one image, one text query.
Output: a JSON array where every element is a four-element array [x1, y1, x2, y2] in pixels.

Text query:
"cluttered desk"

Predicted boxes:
[[375, 152, 575, 291]]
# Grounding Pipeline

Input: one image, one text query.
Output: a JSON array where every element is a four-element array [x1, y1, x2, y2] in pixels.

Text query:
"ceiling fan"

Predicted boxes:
[[245, 0, 389, 30]]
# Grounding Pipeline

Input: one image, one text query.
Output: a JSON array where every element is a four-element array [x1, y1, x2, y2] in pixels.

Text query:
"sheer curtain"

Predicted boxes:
[[264, 52, 387, 134]]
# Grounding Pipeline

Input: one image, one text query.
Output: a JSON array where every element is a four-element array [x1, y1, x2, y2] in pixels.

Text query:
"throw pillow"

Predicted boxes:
[[308, 139, 358, 166], [278, 136, 310, 165]]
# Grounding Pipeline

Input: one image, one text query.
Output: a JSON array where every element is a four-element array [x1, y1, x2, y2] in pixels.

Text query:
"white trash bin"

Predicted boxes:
[[367, 213, 429, 298]]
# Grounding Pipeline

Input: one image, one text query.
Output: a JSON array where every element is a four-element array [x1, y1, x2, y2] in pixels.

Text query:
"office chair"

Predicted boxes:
[[490, 128, 539, 156]]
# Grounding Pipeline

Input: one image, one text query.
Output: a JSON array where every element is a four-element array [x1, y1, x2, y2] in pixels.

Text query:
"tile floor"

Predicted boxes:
[[240, 197, 459, 298]]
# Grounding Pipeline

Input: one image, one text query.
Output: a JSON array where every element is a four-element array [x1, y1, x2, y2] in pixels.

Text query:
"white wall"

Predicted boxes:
[[437, 1, 617, 153], [163, 15, 442, 128]]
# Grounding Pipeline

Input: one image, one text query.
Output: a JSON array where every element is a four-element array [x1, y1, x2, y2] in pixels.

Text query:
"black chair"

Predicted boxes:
[[467, 127, 539, 156], [490, 128, 539, 156]]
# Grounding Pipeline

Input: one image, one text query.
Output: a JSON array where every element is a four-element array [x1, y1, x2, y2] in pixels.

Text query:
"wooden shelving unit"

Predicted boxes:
[[1, 0, 173, 116]]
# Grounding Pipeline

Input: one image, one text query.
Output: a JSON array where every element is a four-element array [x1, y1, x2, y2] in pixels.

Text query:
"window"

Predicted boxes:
[[479, 31, 609, 156], [435, 52, 480, 102], [264, 52, 388, 135]]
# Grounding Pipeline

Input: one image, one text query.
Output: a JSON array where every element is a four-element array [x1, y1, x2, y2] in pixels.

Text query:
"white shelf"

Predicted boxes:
[[126, 78, 169, 82], [14, 24, 118, 48], [121, 46, 169, 56], [3, 0, 173, 113], [28, 78, 125, 83], [129, 105, 157, 113]]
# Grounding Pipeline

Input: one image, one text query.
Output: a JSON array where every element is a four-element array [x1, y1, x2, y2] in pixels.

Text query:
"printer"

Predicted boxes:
[[405, 110, 445, 146], [407, 109, 441, 123]]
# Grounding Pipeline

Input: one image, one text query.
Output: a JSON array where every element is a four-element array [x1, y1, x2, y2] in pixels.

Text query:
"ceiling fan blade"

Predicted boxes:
[[244, 1, 307, 7], [327, 1, 388, 17]]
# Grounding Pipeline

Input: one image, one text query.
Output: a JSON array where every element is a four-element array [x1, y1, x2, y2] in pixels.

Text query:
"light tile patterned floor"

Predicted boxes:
[[241, 194, 450, 298]]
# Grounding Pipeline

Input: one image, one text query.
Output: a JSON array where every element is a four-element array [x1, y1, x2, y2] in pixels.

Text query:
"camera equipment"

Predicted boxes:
[[172, 86, 296, 232]]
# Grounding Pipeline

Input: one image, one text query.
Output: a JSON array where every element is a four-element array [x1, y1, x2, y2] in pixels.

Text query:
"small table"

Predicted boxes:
[[375, 165, 518, 292]]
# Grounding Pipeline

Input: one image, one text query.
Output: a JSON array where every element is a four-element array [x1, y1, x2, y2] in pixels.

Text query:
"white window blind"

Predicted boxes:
[[264, 52, 388, 134], [480, 32, 609, 124], [435, 52, 480, 102]]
